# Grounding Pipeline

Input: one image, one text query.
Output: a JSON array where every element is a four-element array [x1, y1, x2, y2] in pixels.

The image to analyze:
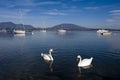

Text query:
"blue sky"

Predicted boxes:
[[0, 0, 120, 29]]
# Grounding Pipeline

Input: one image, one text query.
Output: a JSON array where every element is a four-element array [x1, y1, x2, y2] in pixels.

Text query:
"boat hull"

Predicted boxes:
[[14, 30, 25, 34], [58, 30, 66, 33]]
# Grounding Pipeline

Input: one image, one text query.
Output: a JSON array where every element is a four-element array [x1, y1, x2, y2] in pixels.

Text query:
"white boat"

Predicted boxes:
[[101, 32, 112, 35], [13, 9, 26, 34], [14, 29, 25, 34], [97, 29, 112, 35], [97, 29, 109, 33], [40, 22, 47, 32], [58, 29, 66, 33]]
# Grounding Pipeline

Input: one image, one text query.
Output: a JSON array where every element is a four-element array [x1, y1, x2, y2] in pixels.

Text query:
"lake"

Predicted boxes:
[[0, 31, 120, 80]]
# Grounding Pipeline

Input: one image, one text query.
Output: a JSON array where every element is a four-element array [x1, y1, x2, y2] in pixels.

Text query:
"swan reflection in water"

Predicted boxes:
[[77, 65, 93, 78], [48, 61, 53, 72], [43, 60, 54, 72]]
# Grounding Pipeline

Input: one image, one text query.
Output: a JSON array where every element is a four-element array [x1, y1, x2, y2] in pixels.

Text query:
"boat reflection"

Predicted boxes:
[[57, 31, 66, 36], [14, 34, 25, 37]]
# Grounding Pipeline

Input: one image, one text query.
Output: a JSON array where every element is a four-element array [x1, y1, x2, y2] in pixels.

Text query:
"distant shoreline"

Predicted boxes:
[[0, 22, 120, 31]]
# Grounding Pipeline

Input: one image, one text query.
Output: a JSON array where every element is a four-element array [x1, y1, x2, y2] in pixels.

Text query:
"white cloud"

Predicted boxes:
[[0, 8, 31, 19], [111, 13, 120, 16], [109, 9, 120, 17], [0, 15, 19, 19], [40, 8, 80, 16], [106, 19, 115, 22], [0, 0, 61, 8], [72, 0, 83, 1], [13, 0, 60, 7], [20, 9, 31, 16], [110, 10, 120, 13], [84, 7, 99, 10], [39, 9, 67, 16], [106, 9, 120, 27], [109, 10, 120, 16], [0, 0, 34, 7], [36, 1, 60, 5], [44, 12, 67, 16]]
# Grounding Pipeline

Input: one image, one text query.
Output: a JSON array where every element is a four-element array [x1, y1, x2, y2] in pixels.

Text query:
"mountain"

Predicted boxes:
[[2, 22, 119, 31], [0, 22, 16, 29], [0, 22, 35, 30], [47, 23, 91, 31]]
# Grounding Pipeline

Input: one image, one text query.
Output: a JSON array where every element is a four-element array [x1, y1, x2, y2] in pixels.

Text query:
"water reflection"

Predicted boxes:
[[0, 32, 14, 38], [43, 60, 54, 72], [57, 31, 66, 36], [0, 32, 34, 39], [77, 65, 93, 78], [0, 31, 120, 80], [14, 34, 25, 37], [56, 31, 80, 39], [49, 61, 53, 72], [26, 31, 34, 35], [78, 65, 92, 73]]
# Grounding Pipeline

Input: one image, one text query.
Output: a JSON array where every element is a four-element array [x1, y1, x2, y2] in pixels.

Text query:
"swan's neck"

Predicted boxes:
[[49, 51, 52, 55], [49, 51, 53, 60], [79, 56, 82, 63], [90, 57, 93, 62]]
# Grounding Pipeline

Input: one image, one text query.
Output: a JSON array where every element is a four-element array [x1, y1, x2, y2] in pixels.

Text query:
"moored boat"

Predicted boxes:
[[58, 29, 66, 33], [13, 29, 25, 34]]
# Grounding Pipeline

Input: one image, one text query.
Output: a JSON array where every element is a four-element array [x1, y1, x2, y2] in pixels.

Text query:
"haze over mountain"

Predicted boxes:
[[0, 22, 119, 31], [0, 22, 91, 30], [0, 22, 35, 30], [48, 23, 91, 31]]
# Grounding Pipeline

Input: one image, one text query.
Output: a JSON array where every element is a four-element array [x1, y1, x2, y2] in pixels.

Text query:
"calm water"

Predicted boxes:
[[0, 31, 120, 80]]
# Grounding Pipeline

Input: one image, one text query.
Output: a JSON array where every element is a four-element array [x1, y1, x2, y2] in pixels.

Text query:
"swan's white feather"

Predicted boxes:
[[41, 49, 54, 61], [78, 56, 93, 67]]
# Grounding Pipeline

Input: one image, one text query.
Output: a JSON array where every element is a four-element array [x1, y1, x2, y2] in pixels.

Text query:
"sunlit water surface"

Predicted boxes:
[[0, 31, 120, 80]]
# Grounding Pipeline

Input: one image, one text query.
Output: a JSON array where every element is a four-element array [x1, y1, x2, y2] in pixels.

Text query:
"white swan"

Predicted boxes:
[[77, 55, 93, 67], [41, 49, 54, 61]]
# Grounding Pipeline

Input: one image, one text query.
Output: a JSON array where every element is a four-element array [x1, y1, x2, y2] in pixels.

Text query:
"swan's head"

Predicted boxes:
[[49, 49, 54, 53], [91, 57, 93, 60], [77, 55, 81, 59], [76, 55, 81, 61]]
